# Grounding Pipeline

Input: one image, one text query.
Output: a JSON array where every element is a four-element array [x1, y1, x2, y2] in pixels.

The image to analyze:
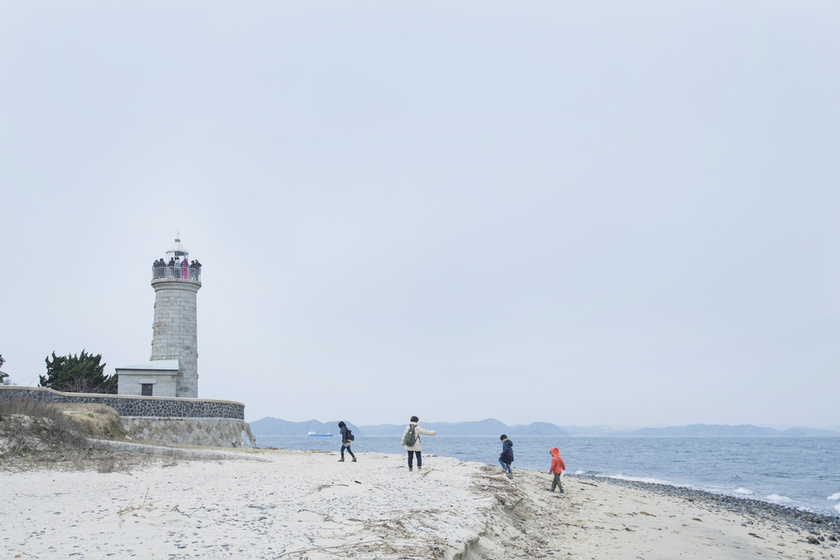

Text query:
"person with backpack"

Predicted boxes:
[[400, 415, 436, 471], [338, 421, 356, 462], [499, 434, 514, 477]]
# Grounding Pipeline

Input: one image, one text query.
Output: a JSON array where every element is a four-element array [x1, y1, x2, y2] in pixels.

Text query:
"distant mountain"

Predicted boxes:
[[249, 418, 840, 438], [559, 425, 622, 436], [249, 418, 359, 436], [427, 419, 512, 436], [627, 424, 840, 437], [781, 427, 840, 437], [630, 424, 777, 437], [507, 422, 568, 436], [251, 417, 567, 436], [357, 418, 512, 436], [353, 423, 406, 436]]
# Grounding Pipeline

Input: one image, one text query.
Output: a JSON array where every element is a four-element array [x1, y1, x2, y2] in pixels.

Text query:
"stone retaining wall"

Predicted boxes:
[[121, 417, 256, 449], [0, 386, 244, 419], [1, 386, 254, 449]]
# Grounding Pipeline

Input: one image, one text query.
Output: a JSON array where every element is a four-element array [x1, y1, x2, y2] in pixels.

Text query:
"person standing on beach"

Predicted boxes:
[[337, 421, 356, 462], [401, 416, 436, 471], [499, 434, 514, 477], [549, 447, 566, 493]]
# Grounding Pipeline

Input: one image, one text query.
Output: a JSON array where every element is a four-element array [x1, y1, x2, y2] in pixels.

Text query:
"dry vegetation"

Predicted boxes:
[[54, 402, 127, 440], [0, 398, 165, 473]]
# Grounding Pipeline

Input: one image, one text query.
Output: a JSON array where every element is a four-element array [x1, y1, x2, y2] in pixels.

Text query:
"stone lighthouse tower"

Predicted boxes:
[[117, 236, 202, 398], [148, 235, 202, 398]]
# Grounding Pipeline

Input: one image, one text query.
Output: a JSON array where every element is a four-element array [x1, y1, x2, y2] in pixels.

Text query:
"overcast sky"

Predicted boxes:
[[2, 1, 838, 429]]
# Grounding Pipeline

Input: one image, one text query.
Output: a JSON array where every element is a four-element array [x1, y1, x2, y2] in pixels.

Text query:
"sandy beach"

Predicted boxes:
[[3, 449, 838, 559]]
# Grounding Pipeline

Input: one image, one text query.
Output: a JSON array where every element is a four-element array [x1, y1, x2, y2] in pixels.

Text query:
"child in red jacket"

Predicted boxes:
[[549, 447, 566, 493]]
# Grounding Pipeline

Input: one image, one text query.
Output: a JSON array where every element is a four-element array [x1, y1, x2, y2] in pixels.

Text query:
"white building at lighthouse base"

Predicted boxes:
[[116, 359, 180, 397]]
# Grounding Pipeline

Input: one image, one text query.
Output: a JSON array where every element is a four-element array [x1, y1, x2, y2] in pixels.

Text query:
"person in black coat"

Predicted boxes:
[[338, 421, 356, 462], [499, 434, 514, 476]]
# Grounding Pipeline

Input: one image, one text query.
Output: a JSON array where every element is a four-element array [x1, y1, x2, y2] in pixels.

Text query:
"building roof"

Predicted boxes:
[[117, 359, 180, 371]]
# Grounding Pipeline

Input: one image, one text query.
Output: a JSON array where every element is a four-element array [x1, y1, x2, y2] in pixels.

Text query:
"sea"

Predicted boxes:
[[256, 434, 840, 518]]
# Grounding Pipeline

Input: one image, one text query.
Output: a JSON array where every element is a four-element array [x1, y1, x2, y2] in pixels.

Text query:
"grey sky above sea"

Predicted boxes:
[[2, 1, 838, 429]]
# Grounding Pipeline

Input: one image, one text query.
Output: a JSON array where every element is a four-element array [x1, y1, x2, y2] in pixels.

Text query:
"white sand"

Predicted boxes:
[[3, 450, 838, 560], [473, 471, 840, 560], [3, 450, 490, 559]]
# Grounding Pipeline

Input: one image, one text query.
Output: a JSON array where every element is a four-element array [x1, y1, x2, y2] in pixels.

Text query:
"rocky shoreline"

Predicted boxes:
[[581, 474, 840, 542]]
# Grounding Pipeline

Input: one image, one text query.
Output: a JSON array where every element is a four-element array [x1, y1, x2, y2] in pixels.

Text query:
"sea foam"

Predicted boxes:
[[733, 487, 754, 495], [610, 474, 673, 486], [828, 492, 840, 501], [766, 494, 793, 505]]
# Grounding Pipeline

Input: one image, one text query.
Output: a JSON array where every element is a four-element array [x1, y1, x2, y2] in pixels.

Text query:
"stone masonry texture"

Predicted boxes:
[[151, 278, 200, 398], [121, 417, 256, 448], [0, 387, 244, 420], [1, 387, 252, 448]]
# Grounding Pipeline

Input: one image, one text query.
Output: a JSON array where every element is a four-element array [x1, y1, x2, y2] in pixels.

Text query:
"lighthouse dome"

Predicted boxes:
[[165, 236, 189, 260]]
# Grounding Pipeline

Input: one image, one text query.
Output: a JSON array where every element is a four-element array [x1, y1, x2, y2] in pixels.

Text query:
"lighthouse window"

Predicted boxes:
[[141, 383, 154, 396]]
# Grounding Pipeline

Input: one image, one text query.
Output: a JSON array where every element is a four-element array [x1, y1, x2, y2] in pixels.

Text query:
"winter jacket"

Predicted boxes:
[[550, 447, 566, 474], [340, 424, 352, 445], [401, 422, 436, 452], [500, 438, 514, 464]]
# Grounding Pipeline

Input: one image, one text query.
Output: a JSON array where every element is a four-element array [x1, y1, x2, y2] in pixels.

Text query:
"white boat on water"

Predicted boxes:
[[307, 430, 333, 437]]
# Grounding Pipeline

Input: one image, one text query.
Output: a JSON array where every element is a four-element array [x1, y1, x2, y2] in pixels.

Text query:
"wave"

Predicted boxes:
[[828, 492, 840, 501], [766, 494, 793, 505], [607, 474, 675, 486], [733, 487, 754, 495]]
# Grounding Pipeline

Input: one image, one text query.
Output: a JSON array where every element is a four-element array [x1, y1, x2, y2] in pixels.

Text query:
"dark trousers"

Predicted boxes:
[[407, 450, 422, 469], [341, 444, 355, 459]]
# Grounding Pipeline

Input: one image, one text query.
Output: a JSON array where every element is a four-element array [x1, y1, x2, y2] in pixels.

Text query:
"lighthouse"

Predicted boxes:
[[117, 235, 202, 398], [149, 236, 202, 397]]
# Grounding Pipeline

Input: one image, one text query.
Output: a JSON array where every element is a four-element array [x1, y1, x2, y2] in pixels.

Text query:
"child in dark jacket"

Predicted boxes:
[[549, 447, 566, 492], [499, 434, 514, 476]]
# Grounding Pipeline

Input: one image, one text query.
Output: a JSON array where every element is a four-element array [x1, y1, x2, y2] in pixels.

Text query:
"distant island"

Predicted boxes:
[[249, 417, 840, 438]]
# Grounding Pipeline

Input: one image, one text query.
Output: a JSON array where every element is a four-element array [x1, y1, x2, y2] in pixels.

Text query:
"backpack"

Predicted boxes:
[[404, 425, 417, 447], [346, 430, 355, 442]]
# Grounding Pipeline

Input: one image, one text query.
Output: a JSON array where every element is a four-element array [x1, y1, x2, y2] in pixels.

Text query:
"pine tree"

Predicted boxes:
[[39, 350, 117, 393]]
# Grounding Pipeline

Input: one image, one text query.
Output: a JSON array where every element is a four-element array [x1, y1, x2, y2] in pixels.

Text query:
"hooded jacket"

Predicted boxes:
[[550, 447, 566, 474], [339, 422, 352, 445], [500, 438, 514, 464]]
